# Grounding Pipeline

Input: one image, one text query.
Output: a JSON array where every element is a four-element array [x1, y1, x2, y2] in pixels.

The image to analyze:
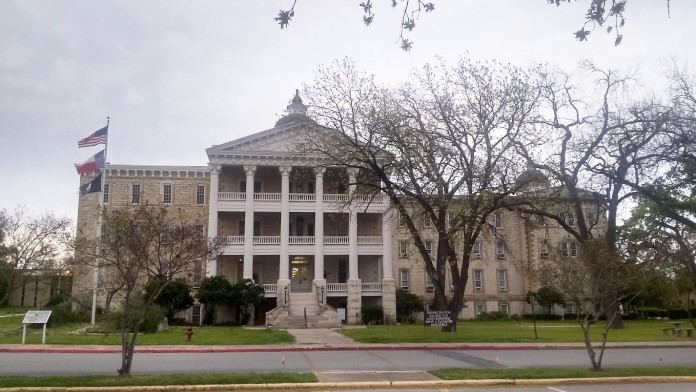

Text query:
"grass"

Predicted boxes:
[[431, 366, 696, 380], [0, 372, 317, 388], [0, 324, 295, 345], [341, 319, 696, 343]]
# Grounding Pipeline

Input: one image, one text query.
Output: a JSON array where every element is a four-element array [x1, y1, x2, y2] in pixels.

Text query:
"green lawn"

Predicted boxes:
[[341, 320, 696, 343], [0, 372, 317, 388]]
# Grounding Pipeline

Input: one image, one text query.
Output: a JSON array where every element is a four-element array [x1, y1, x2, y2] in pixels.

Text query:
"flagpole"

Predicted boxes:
[[91, 117, 109, 326]]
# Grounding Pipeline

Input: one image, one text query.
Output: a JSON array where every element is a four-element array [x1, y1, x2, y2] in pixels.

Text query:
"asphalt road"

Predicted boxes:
[[0, 347, 694, 376]]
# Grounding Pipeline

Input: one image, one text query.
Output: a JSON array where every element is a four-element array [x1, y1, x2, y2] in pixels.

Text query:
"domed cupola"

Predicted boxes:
[[515, 162, 549, 191], [274, 90, 316, 127]]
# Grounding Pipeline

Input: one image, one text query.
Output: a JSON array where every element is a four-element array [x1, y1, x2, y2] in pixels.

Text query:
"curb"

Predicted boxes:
[[2, 377, 696, 392]]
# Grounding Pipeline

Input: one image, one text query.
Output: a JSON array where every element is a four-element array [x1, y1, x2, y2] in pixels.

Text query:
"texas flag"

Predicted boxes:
[[75, 149, 105, 175]]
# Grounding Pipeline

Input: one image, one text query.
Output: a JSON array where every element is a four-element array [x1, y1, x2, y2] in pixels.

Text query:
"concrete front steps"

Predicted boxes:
[[268, 292, 341, 329]]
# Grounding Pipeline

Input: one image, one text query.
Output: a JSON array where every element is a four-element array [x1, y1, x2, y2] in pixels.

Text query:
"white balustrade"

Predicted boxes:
[[324, 236, 349, 245], [289, 193, 316, 202], [358, 236, 383, 245], [218, 192, 245, 201], [289, 236, 315, 245], [362, 283, 382, 292], [323, 194, 349, 202], [262, 284, 277, 293], [253, 193, 281, 201], [326, 283, 348, 292], [354, 194, 384, 203], [220, 236, 244, 244], [253, 236, 281, 245]]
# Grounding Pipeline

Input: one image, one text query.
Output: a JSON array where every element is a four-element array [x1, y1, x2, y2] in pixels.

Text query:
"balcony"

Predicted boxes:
[[218, 236, 384, 255], [324, 282, 383, 297], [216, 192, 385, 213]]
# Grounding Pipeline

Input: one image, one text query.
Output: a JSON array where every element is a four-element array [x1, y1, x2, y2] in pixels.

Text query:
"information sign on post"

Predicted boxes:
[[424, 310, 454, 328], [21, 310, 52, 344]]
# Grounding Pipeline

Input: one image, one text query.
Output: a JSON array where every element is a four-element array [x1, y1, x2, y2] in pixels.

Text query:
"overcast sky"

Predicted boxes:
[[1, 0, 694, 223]]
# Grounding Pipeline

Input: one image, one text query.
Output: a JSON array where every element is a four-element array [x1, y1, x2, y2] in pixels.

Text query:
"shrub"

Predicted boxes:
[[521, 313, 563, 321], [397, 314, 416, 324], [396, 289, 423, 318], [361, 304, 384, 325], [635, 307, 668, 318], [46, 304, 90, 327], [667, 308, 696, 320], [476, 311, 510, 321]]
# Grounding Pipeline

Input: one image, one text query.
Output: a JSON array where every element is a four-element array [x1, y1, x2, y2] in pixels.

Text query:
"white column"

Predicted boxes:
[[314, 167, 326, 281], [348, 168, 359, 279], [279, 166, 291, 281], [206, 165, 220, 277], [381, 208, 393, 279], [243, 165, 256, 280]]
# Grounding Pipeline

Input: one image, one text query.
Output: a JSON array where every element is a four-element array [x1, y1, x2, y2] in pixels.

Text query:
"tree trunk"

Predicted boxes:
[[579, 318, 601, 371]]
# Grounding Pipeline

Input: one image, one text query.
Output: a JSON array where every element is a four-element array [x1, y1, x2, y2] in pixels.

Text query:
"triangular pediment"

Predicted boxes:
[[207, 122, 326, 157]]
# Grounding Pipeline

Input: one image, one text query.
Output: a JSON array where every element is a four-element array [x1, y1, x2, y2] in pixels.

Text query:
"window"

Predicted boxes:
[[103, 183, 109, 204], [540, 242, 549, 258], [586, 210, 597, 225], [163, 184, 172, 204], [448, 213, 455, 229], [192, 261, 202, 287], [472, 241, 481, 258], [494, 211, 503, 228], [398, 240, 409, 258], [192, 304, 201, 325], [131, 184, 141, 204], [398, 211, 406, 227], [399, 269, 410, 291], [496, 241, 506, 259], [497, 270, 508, 292], [473, 269, 484, 292], [561, 241, 578, 257], [425, 272, 434, 292], [425, 241, 433, 256], [536, 215, 546, 226], [424, 215, 432, 228], [475, 301, 486, 317], [196, 185, 205, 204], [562, 212, 575, 226], [498, 302, 509, 314], [195, 224, 204, 238], [565, 303, 578, 314]]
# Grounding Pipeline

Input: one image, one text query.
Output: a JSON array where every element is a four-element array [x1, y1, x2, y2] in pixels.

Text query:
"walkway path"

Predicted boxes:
[[285, 328, 356, 345]]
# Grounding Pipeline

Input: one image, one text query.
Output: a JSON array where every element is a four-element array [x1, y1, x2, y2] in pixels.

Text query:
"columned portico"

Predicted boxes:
[[207, 165, 220, 277], [347, 168, 362, 324], [278, 165, 291, 304], [313, 167, 326, 302], [381, 207, 396, 321], [243, 165, 256, 279]]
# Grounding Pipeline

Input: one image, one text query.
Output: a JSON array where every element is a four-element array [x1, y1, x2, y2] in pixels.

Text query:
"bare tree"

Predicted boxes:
[[536, 239, 638, 371], [0, 206, 71, 305], [73, 203, 219, 376], [304, 57, 540, 331]]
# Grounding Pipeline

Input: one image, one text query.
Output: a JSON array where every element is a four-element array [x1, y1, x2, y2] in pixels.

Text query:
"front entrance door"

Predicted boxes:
[[290, 256, 311, 292]]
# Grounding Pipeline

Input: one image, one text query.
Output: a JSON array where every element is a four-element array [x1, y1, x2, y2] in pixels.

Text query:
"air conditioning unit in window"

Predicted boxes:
[[496, 252, 506, 260], [426, 285, 434, 292], [474, 287, 483, 293], [540, 251, 549, 258]]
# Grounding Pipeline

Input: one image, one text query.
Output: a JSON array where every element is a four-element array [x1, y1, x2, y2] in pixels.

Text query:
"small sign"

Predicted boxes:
[[424, 311, 453, 327], [22, 311, 52, 324]]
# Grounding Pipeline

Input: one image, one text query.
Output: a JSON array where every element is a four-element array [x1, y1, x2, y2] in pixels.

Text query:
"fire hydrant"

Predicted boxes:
[[184, 326, 194, 342]]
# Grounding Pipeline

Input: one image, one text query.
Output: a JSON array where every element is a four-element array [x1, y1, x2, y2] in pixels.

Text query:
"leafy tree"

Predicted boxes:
[[144, 277, 194, 322], [304, 57, 540, 332], [72, 203, 217, 377], [535, 286, 566, 314], [0, 206, 71, 305], [196, 275, 234, 325], [230, 278, 265, 325]]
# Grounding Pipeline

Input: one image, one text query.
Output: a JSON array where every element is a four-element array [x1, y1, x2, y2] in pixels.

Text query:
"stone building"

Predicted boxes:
[[73, 92, 596, 325]]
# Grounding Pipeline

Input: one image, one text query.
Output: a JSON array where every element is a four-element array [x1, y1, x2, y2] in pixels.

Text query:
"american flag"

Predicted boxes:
[[78, 126, 108, 148]]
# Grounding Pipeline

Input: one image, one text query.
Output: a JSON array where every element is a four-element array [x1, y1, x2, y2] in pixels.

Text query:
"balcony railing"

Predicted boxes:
[[218, 192, 245, 201], [262, 284, 277, 293], [253, 193, 281, 201], [289, 193, 315, 202], [362, 283, 382, 292], [218, 236, 381, 246], [327, 283, 348, 292], [289, 236, 315, 245], [323, 194, 349, 203]]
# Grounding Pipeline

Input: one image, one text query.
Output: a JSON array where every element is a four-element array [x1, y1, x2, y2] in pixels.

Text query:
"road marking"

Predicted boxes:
[[548, 387, 567, 392]]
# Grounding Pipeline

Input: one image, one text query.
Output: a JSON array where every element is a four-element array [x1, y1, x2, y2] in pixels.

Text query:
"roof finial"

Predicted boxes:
[[287, 89, 307, 115]]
